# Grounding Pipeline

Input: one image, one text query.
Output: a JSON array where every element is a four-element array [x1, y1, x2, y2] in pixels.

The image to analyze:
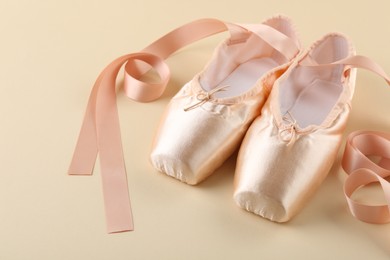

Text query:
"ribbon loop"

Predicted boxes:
[[183, 85, 229, 111], [123, 52, 170, 102], [344, 168, 390, 224], [279, 111, 306, 146], [342, 131, 390, 223]]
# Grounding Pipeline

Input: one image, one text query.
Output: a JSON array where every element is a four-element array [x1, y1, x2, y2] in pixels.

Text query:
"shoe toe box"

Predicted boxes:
[[234, 115, 343, 222]]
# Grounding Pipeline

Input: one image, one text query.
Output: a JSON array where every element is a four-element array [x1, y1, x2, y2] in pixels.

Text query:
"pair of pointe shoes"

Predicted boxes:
[[150, 16, 390, 222]]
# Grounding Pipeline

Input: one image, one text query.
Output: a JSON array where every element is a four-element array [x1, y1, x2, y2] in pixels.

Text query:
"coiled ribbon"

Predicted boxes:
[[342, 131, 390, 223]]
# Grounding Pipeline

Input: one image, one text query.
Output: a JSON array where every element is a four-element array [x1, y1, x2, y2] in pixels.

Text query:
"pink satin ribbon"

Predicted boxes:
[[69, 18, 300, 233], [342, 131, 390, 223]]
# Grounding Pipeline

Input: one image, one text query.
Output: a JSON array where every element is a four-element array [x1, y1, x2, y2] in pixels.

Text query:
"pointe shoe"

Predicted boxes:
[[150, 16, 301, 184], [234, 33, 390, 221]]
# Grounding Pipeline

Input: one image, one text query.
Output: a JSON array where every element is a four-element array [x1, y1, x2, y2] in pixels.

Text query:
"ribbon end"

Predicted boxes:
[[107, 221, 134, 234], [68, 171, 93, 176], [68, 165, 94, 176]]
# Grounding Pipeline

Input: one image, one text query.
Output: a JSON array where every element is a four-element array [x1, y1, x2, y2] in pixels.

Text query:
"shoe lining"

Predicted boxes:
[[212, 58, 278, 98], [199, 18, 297, 98], [280, 35, 350, 128]]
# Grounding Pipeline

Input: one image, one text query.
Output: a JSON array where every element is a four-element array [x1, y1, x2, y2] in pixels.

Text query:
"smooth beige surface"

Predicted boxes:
[[1, 0, 390, 259]]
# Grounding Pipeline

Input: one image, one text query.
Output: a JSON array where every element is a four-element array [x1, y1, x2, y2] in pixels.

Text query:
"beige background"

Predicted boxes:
[[1, 0, 390, 259]]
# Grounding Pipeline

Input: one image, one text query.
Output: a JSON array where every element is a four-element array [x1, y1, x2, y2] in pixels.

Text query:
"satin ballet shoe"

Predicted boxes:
[[234, 33, 390, 221], [150, 16, 301, 184]]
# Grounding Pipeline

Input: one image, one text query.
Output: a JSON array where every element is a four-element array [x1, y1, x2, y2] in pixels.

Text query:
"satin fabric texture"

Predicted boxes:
[[151, 16, 300, 184], [150, 79, 267, 184], [234, 33, 357, 221]]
